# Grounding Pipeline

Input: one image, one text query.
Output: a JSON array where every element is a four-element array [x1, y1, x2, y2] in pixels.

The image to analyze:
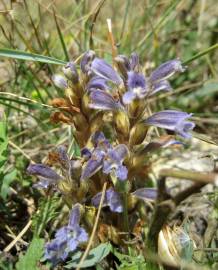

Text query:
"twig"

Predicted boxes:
[[9, 140, 35, 162], [89, 0, 106, 49], [107, 18, 117, 62], [159, 169, 218, 184], [76, 182, 107, 270], [173, 183, 204, 205], [0, 91, 53, 108], [146, 177, 174, 253], [4, 220, 32, 252]]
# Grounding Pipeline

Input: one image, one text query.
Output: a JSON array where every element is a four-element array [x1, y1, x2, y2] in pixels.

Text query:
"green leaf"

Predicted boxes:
[[32, 195, 60, 237], [0, 49, 66, 65], [16, 237, 45, 270], [0, 113, 8, 170], [183, 43, 218, 65], [65, 242, 112, 269], [0, 257, 14, 270], [0, 169, 17, 200]]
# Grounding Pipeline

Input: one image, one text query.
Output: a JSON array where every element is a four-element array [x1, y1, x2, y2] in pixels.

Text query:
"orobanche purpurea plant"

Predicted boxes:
[[27, 51, 196, 266]]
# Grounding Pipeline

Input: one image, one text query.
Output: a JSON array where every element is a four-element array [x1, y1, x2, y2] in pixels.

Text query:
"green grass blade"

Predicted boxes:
[[183, 43, 218, 65], [0, 49, 66, 65], [134, 0, 180, 52], [53, 10, 70, 62]]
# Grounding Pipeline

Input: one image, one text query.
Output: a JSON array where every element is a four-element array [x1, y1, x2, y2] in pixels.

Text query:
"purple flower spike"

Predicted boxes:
[[91, 58, 123, 85], [92, 187, 123, 213], [132, 188, 157, 201], [45, 204, 88, 265], [145, 110, 195, 138], [89, 90, 123, 111], [86, 76, 109, 91], [103, 144, 128, 181], [150, 59, 185, 83], [123, 71, 147, 104]]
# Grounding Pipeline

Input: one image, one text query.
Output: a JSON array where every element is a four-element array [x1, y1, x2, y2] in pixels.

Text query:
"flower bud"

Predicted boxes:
[[98, 224, 120, 245], [114, 55, 130, 79], [83, 206, 96, 229], [114, 111, 130, 139], [73, 113, 88, 131], [65, 87, 80, 107], [77, 180, 89, 201], [82, 92, 92, 116], [80, 50, 95, 74], [128, 99, 146, 118], [62, 61, 79, 83], [89, 112, 104, 133], [52, 74, 67, 89], [129, 122, 148, 146], [57, 180, 75, 200], [70, 160, 82, 180]]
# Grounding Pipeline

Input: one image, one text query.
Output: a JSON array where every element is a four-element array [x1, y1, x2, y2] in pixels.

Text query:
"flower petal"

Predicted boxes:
[[145, 110, 192, 130], [80, 50, 95, 74], [145, 110, 195, 138], [132, 188, 157, 200], [175, 121, 195, 139], [76, 227, 89, 243], [52, 74, 67, 89], [86, 76, 109, 91], [129, 52, 140, 71], [62, 61, 78, 83], [115, 165, 128, 181], [80, 149, 105, 180], [89, 90, 123, 111], [107, 188, 123, 212], [33, 177, 54, 189], [122, 90, 136, 104], [81, 147, 92, 160], [27, 164, 61, 181], [149, 80, 172, 96], [127, 71, 146, 91], [115, 55, 131, 78], [150, 59, 185, 83], [109, 144, 128, 161], [68, 204, 81, 228], [92, 188, 123, 213], [91, 58, 123, 85]]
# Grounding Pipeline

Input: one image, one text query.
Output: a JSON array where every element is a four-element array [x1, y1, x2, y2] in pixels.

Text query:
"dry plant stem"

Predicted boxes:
[[146, 177, 175, 253], [122, 192, 129, 233], [9, 140, 35, 162], [173, 182, 204, 205], [76, 182, 107, 270], [4, 220, 32, 252], [107, 18, 117, 61], [159, 169, 218, 184]]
